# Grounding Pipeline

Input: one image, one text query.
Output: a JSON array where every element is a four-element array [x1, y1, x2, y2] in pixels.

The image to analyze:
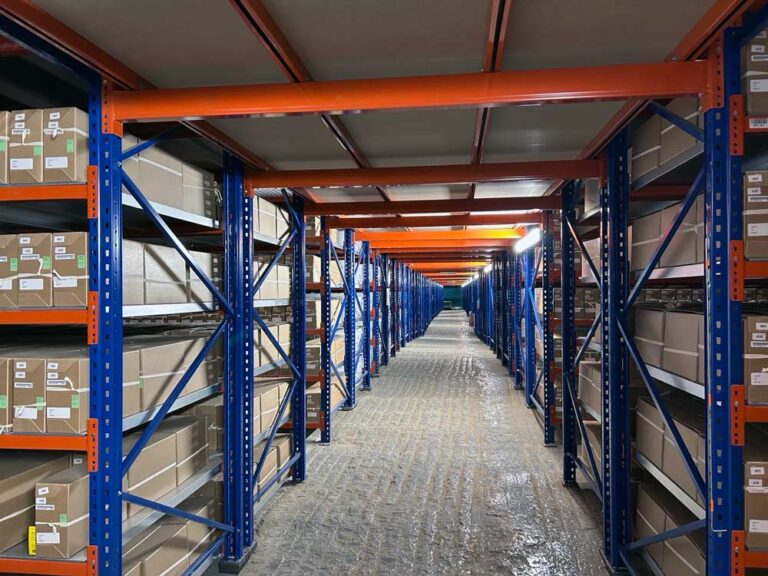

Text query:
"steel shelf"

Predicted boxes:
[[122, 453, 223, 545], [122, 192, 219, 229], [631, 142, 703, 191], [646, 365, 705, 399], [254, 298, 291, 308], [634, 452, 705, 520], [189, 550, 220, 576], [123, 384, 221, 431], [123, 302, 218, 318], [581, 401, 602, 424]]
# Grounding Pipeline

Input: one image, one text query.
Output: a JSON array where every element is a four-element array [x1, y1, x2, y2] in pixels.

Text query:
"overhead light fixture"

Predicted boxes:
[[514, 227, 541, 253], [483, 264, 493, 273], [473, 273, 479, 280]]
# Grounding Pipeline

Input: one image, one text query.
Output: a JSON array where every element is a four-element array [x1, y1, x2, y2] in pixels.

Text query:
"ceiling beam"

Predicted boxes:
[[329, 213, 538, 229], [304, 196, 560, 216], [109, 61, 709, 122], [390, 254, 494, 261], [357, 230, 521, 242], [381, 247, 499, 254], [251, 159, 601, 188], [369, 239, 514, 249]]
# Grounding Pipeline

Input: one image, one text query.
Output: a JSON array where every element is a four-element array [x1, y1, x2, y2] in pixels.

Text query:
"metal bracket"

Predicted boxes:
[[87, 291, 98, 345], [87, 418, 98, 472], [86, 165, 98, 218], [731, 385, 745, 447], [732, 530, 745, 576], [731, 240, 744, 302], [731, 94, 745, 156]]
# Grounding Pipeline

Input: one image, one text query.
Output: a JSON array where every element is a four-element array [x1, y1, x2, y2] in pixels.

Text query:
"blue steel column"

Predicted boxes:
[[93, 80, 124, 573], [512, 252, 523, 389], [362, 241, 372, 390], [400, 263, 406, 348], [343, 229, 356, 409], [542, 211, 555, 446], [561, 183, 577, 485], [603, 132, 631, 569], [320, 219, 332, 443], [501, 252, 509, 365], [524, 249, 536, 408], [222, 153, 254, 563], [291, 196, 307, 480], [392, 260, 399, 356], [707, 29, 742, 574], [382, 255, 390, 366], [372, 252, 381, 376]]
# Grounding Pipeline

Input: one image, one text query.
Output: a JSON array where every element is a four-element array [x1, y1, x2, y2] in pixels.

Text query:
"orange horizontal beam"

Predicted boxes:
[[111, 61, 708, 121], [0, 433, 88, 451], [394, 254, 493, 261], [371, 239, 514, 249], [0, 182, 88, 202], [384, 247, 499, 254], [252, 160, 601, 188], [357, 229, 521, 242], [0, 309, 87, 325], [305, 197, 559, 216], [330, 213, 537, 229], [410, 261, 488, 269], [0, 558, 87, 576]]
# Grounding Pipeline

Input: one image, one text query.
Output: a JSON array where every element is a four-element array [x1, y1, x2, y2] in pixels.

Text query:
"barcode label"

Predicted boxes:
[[750, 117, 768, 129]]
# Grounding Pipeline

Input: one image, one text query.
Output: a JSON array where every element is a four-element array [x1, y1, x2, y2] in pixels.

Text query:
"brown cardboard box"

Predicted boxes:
[[257, 198, 277, 239], [636, 397, 665, 470], [45, 353, 89, 434], [144, 243, 187, 305], [138, 146, 183, 209], [52, 232, 88, 308], [631, 211, 661, 272], [255, 445, 278, 492], [694, 196, 705, 265], [663, 496, 706, 576], [122, 428, 177, 518], [0, 235, 18, 308], [123, 522, 189, 576], [662, 311, 702, 383], [17, 233, 52, 308], [123, 347, 142, 417], [583, 179, 600, 216], [744, 433, 768, 549], [182, 163, 219, 220], [42, 107, 88, 183], [635, 483, 667, 568], [661, 398, 706, 506], [255, 382, 280, 433], [172, 496, 217, 566], [744, 316, 768, 404], [34, 464, 89, 559], [743, 30, 768, 114], [276, 207, 289, 239], [744, 172, 768, 260], [0, 358, 11, 433], [192, 395, 223, 452], [123, 559, 141, 576], [188, 251, 222, 305], [659, 201, 698, 267], [659, 97, 701, 165], [12, 355, 46, 433], [580, 420, 602, 478], [631, 115, 661, 180], [9, 109, 43, 184], [578, 361, 601, 418], [0, 453, 70, 552], [159, 416, 209, 486], [0, 111, 8, 184], [123, 240, 145, 306], [273, 433, 292, 468], [634, 308, 665, 368]]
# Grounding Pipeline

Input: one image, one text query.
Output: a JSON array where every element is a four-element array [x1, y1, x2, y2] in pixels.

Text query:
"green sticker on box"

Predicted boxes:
[[35, 396, 43, 410], [71, 395, 79, 408], [0, 141, 5, 152], [42, 256, 50, 270], [77, 255, 86, 269], [59, 513, 67, 524], [138, 377, 144, 389], [66, 138, 74, 153], [33, 144, 41, 156], [0, 395, 7, 409], [9, 258, 16, 272]]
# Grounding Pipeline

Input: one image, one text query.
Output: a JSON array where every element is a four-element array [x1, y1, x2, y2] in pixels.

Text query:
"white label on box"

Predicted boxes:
[[14, 382, 32, 389], [13, 113, 23, 121], [20, 254, 39, 261], [47, 407, 70, 420], [35, 505, 54, 512], [751, 372, 768, 385], [72, 456, 83, 465], [47, 362, 58, 370], [54, 247, 65, 254], [749, 174, 765, 183], [754, 333, 766, 340], [753, 54, 768, 62], [15, 361, 26, 369], [750, 519, 768, 533], [0, 257, 6, 263], [37, 487, 48, 496], [757, 323, 768, 331], [53, 236, 65, 244], [54, 254, 74, 261], [9, 158, 33, 171], [0, 279, 9, 291], [36, 531, 59, 545], [753, 466, 766, 476], [751, 79, 768, 93], [49, 112, 60, 120], [14, 371, 24, 378], [21, 247, 32, 255], [35, 497, 46, 505], [750, 117, 768, 129], [45, 156, 68, 170], [748, 187, 764, 195], [15, 406, 37, 419], [13, 122, 24, 130], [47, 372, 58, 380], [750, 479, 764, 487], [748, 223, 768, 237], [46, 380, 65, 387], [46, 121, 59, 130], [18, 237, 30, 245], [753, 44, 766, 53], [19, 279, 44, 291], [53, 278, 77, 288]]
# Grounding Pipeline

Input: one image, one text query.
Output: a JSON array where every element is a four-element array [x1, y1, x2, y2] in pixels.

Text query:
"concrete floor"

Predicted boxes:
[[243, 310, 607, 576]]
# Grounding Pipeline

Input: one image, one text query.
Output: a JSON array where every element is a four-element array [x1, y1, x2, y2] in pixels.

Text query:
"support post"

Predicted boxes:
[[561, 182, 577, 484], [344, 229, 356, 409], [291, 195, 307, 480], [542, 210, 555, 446], [362, 241, 372, 390], [321, 218, 332, 443]]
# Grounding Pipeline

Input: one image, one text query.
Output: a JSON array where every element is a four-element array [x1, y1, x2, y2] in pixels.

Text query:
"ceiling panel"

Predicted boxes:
[[483, 102, 625, 163], [502, 0, 717, 70], [311, 187, 384, 202], [210, 116, 356, 170], [385, 184, 468, 201], [261, 0, 490, 80], [35, 0, 287, 87], [342, 109, 477, 167], [474, 181, 554, 199]]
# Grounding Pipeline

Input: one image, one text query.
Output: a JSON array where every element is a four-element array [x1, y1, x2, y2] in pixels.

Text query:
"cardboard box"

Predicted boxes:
[[42, 107, 88, 183], [0, 111, 8, 184], [636, 397, 665, 470], [122, 428, 177, 518], [631, 115, 661, 180], [45, 353, 89, 434], [276, 207, 289, 239], [257, 198, 277, 239], [662, 311, 702, 383], [0, 358, 11, 433], [17, 233, 52, 308], [662, 397, 706, 506], [659, 201, 698, 268], [743, 30, 768, 114], [659, 97, 700, 165], [123, 347, 142, 417], [255, 445, 277, 492], [182, 163, 219, 220], [9, 109, 43, 184], [123, 522, 189, 576], [583, 179, 600, 216], [0, 453, 70, 552], [192, 395, 223, 452], [12, 355, 46, 433], [144, 243, 187, 305], [634, 308, 665, 368], [123, 240, 145, 306], [0, 235, 18, 308], [578, 361, 601, 417], [745, 316, 768, 404], [34, 464, 89, 559], [188, 251, 222, 305], [273, 433, 292, 468], [172, 496, 217, 566], [631, 211, 661, 272], [662, 494, 706, 576], [255, 382, 280, 433], [52, 232, 88, 308], [159, 416, 208, 486], [138, 146, 183, 209], [744, 171, 768, 260], [580, 420, 602, 479], [635, 483, 667, 568]]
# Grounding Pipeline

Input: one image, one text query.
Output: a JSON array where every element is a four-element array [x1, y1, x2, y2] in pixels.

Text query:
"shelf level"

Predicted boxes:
[[634, 452, 705, 520], [0, 182, 88, 202], [0, 309, 88, 325]]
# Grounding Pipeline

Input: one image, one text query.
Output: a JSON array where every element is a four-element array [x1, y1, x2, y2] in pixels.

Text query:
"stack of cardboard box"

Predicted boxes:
[[630, 199, 704, 272], [743, 30, 768, 115]]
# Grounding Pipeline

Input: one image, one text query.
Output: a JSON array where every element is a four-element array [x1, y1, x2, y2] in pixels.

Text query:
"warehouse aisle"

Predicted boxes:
[[244, 311, 606, 576]]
